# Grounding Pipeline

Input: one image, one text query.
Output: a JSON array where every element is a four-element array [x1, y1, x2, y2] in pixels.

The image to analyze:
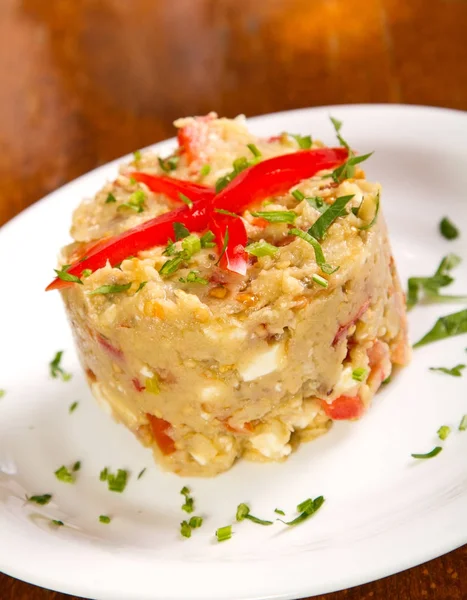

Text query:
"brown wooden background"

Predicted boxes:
[[1, 0, 466, 598]]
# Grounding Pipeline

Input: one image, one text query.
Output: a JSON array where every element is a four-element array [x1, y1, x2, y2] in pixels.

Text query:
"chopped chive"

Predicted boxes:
[[158, 155, 179, 172], [215, 208, 240, 218], [179, 271, 209, 285], [72, 461, 81, 472], [236, 503, 273, 525], [437, 425, 451, 440], [27, 494, 52, 505], [181, 234, 201, 257], [54, 466, 74, 484], [429, 364, 465, 377], [308, 195, 354, 240], [88, 282, 132, 296], [163, 239, 177, 256], [200, 230, 216, 248], [181, 487, 194, 513], [440, 217, 459, 240], [247, 143, 262, 158], [100, 467, 109, 482], [216, 525, 232, 542], [312, 273, 328, 288], [296, 498, 313, 513], [199, 164, 211, 177], [250, 210, 297, 224], [54, 267, 83, 285], [290, 229, 338, 275], [189, 516, 203, 528], [180, 520, 192, 538], [99, 515, 111, 524], [173, 222, 190, 241], [105, 469, 128, 493], [292, 190, 305, 202], [51, 520, 64, 527], [105, 192, 117, 204], [411, 446, 442, 459], [81, 269, 93, 278], [159, 255, 185, 277], [279, 496, 325, 526], [137, 468, 146, 480], [245, 241, 278, 257], [118, 190, 146, 213], [135, 281, 147, 293], [290, 133, 312, 149], [215, 229, 229, 266], [459, 415, 467, 431], [274, 508, 285, 516], [50, 351, 72, 381], [179, 193, 193, 209], [352, 367, 367, 382]]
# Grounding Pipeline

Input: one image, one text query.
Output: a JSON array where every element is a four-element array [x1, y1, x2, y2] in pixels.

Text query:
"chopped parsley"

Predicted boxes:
[[105, 192, 117, 204], [407, 253, 466, 308], [54, 266, 83, 285], [158, 155, 179, 172], [459, 415, 467, 431], [308, 195, 355, 240], [216, 525, 232, 542], [352, 367, 367, 382], [51, 520, 64, 527], [440, 217, 459, 240], [55, 465, 75, 484], [247, 143, 262, 158], [199, 164, 211, 177], [87, 282, 132, 296], [173, 222, 190, 241], [137, 468, 146, 480], [429, 364, 465, 377], [236, 503, 273, 526], [49, 351, 72, 382], [437, 426, 451, 440], [99, 515, 111, 524], [179, 193, 193, 209], [414, 308, 467, 348], [179, 271, 208, 285], [181, 486, 194, 513], [290, 229, 338, 275], [250, 210, 297, 224], [312, 274, 328, 288], [118, 190, 146, 213], [245, 241, 278, 257], [27, 494, 52, 505], [290, 133, 312, 149], [101, 468, 128, 493], [411, 447, 442, 459], [200, 230, 216, 248], [278, 496, 325, 526]]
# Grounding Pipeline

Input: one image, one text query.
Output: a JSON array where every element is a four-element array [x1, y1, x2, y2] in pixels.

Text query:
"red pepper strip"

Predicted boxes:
[[322, 395, 365, 420], [209, 212, 248, 276], [146, 414, 176, 455], [213, 148, 348, 213], [46, 202, 210, 291], [131, 172, 215, 203]]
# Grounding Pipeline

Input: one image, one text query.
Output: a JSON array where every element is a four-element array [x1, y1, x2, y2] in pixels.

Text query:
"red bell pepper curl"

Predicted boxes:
[[213, 148, 348, 213], [210, 213, 248, 276], [46, 202, 210, 291], [130, 172, 215, 203]]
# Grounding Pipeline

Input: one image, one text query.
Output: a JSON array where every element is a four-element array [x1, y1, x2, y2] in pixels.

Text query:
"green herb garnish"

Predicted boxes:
[[291, 133, 312, 149], [158, 155, 179, 172], [312, 274, 328, 288], [51, 520, 64, 527], [181, 486, 194, 513], [329, 116, 348, 149], [216, 525, 232, 542], [133, 150, 142, 162], [440, 217, 459, 240], [106, 469, 128, 493], [81, 269, 92, 278], [173, 222, 190, 240], [137, 468, 146, 480], [50, 351, 72, 382], [199, 164, 211, 177], [414, 308, 467, 348], [180, 520, 192, 538], [429, 364, 465, 377], [200, 230, 216, 248], [308, 195, 354, 240], [27, 494, 52, 505], [99, 515, 111, 524], [215, 229, 229, 266], [352, 367, 367, 382], [382, 376, 391, 384], [54, 266, 83, 285], [215, 208, 240, 218], [100, 467, 109, 481], [189, 516, 203, 528], [105, 192, 117, 204], [159, 255, 185, 277], [247, 143, 262, 158], [73, 461, 81, 472], [437, 425, 451, 440], [292, 190, 305, 202], [181, 234, 201, 257], [215, 156, 251, 192], [407, 253, 466, 308], [118, 190, 146, 213], [330, 153, 373, 184], [274, 508, 285, 516], [459, 415, 467, 431], [245, 241, 278, 257], [279, 496, 325, 526], [290, 229, 338, 275], [54, 466, 75, 484], [179, 271, 208, 285], [88, 282, 132, 295], [163, 239, 177, 256], [135, 281, 147, 293], [179, 193, 193, 209], [236, 503, 273, 526], [358, 193, 380, 231], [250, 210, 297, 224], [411, 447, 442, 459], [306, 196, 326, 212]]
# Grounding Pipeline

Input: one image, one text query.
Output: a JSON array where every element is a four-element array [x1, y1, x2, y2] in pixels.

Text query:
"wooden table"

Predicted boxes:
[[1, 0, 466, 598]]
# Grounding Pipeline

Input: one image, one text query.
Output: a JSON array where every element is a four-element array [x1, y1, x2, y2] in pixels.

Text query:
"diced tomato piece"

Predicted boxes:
[[146, 414, 176, 455], [322, 395, 365, 420]]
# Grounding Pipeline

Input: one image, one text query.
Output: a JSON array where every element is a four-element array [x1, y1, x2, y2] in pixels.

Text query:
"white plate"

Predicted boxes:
[[1, 105, 467, 600]]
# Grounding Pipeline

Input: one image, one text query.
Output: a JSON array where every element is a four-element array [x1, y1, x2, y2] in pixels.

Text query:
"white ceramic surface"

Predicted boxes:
[[0, 105, 466, 600]]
